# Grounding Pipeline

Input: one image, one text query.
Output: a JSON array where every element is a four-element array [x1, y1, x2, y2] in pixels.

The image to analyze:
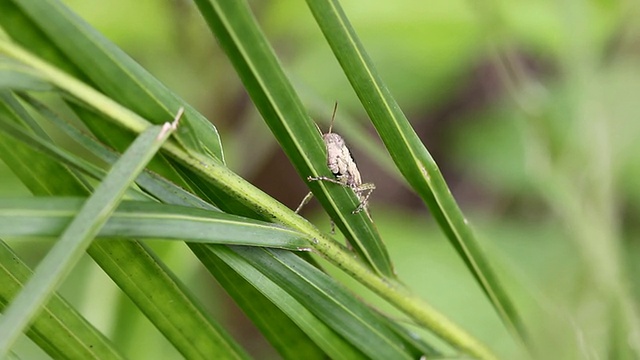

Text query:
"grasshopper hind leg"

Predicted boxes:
[[352, 183, 375, 214]]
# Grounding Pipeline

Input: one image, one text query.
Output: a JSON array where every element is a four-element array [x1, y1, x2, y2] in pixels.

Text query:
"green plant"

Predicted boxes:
[[2, 0, 637, 359], [0, 0, 517, 358]]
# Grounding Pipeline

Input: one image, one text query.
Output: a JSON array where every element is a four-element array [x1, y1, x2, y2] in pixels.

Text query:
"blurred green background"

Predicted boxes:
[[4, 0, 640, 358]]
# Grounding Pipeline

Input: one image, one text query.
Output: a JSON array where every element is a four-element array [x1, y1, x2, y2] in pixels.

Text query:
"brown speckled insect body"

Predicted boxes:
[[296, 103, 375, 215]]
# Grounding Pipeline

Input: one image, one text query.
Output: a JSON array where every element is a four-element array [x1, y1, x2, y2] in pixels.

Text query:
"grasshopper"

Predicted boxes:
[[295, 103, 375, 217]]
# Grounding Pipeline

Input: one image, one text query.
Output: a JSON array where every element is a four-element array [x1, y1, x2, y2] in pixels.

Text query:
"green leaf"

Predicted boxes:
[[0, 98, 90, 197], [0, 116, 177, 354], [305, 0, 528, 349], [0, 114, 245, 359], [0, 92, 251, 358], [192, 0, 394, 277], [0, 197, 309, 250], [2, 4, 496, 358], [3, 87, 309, 360], [87, 240, 250, 360], [192, 245, 337, 359], [18, 93, 216, 210], [0, 59, 51, 91], [0, 240, 125, 360], [208, 247, 418, 359], [0, 0, 223, 160], [227, 247, 421, 360], [0, 36, 194, 190], [0, 100, 107, 181]]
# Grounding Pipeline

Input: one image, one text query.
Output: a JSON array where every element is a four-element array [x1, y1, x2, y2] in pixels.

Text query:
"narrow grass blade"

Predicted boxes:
[[199, 246, 393, 359], [0, 117, 177, 355], [0, 40, 157, 143], [1, 5, 496, 357], [192, 0, 394, 277], [0, 96, 248, 359], [0, 105, 107, 180], [17, 93, 217, 210], [0, 59, 51, 91], [0, 37, 192, 188], [225, 247, 424, 360], [0, 104, 90, 197], [192, 245, 356, 359], [2, 90, 309, 359], [1, 0, 223, 160], [0, 240, 125, 360], [88, 240, 251, 360], [1, 92, 58, 146], [305, 0, 528, 347], [0, 198, 309, 250]]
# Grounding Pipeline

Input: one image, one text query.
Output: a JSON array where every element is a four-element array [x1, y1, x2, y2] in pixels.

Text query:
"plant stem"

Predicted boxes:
[[0, 38, 498, 360], [169, 147, 498, 360]]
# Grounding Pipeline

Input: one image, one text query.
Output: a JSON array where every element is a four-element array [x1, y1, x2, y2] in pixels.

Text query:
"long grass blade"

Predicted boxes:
[[0, 116, 178, 355], [305, 0, 528, 348], [1, 0, 223, 160], [0, 93, 247, 359], [0, 240, 125, 360], [1, 6, 496, 358], [0, 198, 309, 250], [193, 0, 394, 277]]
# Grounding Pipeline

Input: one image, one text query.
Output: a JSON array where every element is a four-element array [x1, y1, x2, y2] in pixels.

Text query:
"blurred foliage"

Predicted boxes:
[[1, 0, 638, 358]]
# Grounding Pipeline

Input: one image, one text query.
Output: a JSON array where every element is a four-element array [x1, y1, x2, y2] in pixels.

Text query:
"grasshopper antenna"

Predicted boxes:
[[328, 102, 338, 134]]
